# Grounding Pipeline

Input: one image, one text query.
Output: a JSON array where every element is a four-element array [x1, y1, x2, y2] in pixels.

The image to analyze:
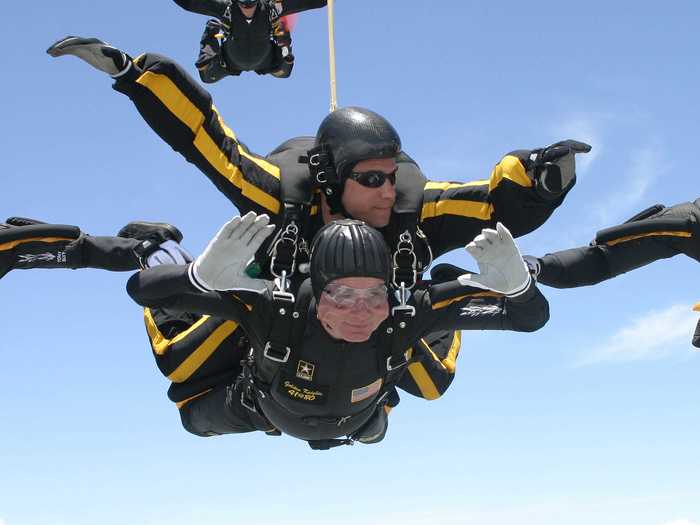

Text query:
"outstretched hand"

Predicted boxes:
[[459, 223, 531, 297], [534, 139, 592, 196], [191, 211, 276, 292]]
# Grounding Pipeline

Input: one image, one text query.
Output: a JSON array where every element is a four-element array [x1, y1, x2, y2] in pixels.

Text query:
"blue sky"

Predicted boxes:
[[2, 1, 700, 524]]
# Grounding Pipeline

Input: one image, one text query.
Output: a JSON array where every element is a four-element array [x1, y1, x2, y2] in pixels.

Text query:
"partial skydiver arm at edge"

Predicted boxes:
[[172, 0, 230, 18]]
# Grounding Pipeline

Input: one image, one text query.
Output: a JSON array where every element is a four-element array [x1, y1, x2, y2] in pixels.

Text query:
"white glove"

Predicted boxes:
[[145, 240, 193, 268], [190, 212, 275, 292], [458, 222, 531, 297]]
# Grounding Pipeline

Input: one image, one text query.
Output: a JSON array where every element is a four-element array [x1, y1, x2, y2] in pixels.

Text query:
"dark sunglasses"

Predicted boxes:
[[237, 0, 258, 6], [347, 168, 398, 188]]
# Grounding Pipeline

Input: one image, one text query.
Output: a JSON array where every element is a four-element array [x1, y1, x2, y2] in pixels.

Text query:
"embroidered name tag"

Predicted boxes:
[[278, 377, 328, 405], [351, 378, 383, 403]]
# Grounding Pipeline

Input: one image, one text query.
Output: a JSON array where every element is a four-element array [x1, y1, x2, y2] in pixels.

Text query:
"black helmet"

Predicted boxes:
[[310, 219, 391, 299], [237, 0, 258, 6], [315, 107, 401, 179]]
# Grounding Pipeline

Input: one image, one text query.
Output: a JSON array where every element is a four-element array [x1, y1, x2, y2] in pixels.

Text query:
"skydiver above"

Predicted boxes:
[[46, 35, 589, 407], [524, 198, 700, 346], [172, 0, 327, 82]]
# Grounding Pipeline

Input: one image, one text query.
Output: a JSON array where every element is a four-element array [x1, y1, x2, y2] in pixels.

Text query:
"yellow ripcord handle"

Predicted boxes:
[[327, 0, 338, 112]]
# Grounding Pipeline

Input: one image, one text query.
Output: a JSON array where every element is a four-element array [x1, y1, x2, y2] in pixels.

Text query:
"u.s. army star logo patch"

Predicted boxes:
[[296, 360, 315, 381]]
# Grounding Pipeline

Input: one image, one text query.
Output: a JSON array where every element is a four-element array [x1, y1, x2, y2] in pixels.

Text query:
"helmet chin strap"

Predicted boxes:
[[304, 145, 347, 216]]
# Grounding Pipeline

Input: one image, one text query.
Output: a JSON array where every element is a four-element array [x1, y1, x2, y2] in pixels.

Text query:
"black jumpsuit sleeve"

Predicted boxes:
[[422, 280, 550, 334], [112, 54, 284, 218], [419, 153, 566, 255], [126, 264, 264, 321], [537, 199, 700, 288], [172, 0, 230, 18]]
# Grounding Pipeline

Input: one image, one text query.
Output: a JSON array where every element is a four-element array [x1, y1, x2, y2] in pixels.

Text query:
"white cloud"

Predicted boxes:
[[592, 143, 661, 226], [576, 303, 698, 366], [661, 520, 699, 525]]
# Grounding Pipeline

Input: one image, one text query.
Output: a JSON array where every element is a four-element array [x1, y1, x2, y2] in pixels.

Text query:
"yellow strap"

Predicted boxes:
[[693, 301, 700, 312]]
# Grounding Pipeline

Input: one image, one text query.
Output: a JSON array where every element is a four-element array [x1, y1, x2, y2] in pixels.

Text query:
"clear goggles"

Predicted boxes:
[[323, 283, 388, 309]]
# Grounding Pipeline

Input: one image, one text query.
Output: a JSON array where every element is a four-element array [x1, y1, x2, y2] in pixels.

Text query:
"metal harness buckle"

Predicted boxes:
[[386, 352, 408, 371], [240, 389, 257, 413], [263, 341, 291, 363], [270, 222, 299, 280]]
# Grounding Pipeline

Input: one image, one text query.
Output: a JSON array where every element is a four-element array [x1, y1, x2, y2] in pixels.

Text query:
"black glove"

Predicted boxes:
[[532, 139, 591, 199]]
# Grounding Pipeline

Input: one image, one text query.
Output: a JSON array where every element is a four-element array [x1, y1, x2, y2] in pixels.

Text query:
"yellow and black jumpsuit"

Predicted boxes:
[[109, 53, 572, 412], [127, 264, 549, 444], [173, 0, 327, 82], [536, 198, 700, 288]]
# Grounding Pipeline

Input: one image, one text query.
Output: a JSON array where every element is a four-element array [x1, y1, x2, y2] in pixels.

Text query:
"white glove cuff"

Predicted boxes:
[[189, 261, 214, 293], [505, 273, 533, 298]]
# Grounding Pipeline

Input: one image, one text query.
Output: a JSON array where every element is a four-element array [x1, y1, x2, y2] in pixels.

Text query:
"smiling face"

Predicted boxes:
[[340, 158, 397, 228], [316, 277, 390, 342]]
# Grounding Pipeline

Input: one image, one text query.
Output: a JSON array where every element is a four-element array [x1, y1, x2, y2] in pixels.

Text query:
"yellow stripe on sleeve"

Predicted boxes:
[[407, 361, 441, 400], [421, 199, 493, 221], [167, 320, 240, 383], [441, 332, 462, 373], [144, 308, 241, 383], [489, 155, 533, 190], [604, 231, 692, 246], [0, 237, 74, 252], [175, 389, 213, 409]]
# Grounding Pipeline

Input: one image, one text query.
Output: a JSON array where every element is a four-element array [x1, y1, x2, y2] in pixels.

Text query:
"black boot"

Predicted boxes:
[[117, 221, 184, 268]]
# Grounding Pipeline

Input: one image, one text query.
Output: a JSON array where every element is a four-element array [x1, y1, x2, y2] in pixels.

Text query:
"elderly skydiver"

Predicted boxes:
[[0, 215, 464, 415], [126, 212, 549, 449], [524, 198, 700, 347], [46, 36, 588, 409], [172, 0, 327, 81]]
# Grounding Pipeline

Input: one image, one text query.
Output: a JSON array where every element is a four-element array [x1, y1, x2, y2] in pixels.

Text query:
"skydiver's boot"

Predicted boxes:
[[46, 36, 133, 78], [118, 221, 194, 338], [117, 221, 191, 268]]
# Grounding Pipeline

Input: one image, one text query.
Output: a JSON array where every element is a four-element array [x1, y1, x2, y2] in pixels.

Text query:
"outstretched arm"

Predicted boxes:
[[127, 263, 256, 320], [419, 141, 591, 255], [172, 0, 230, 18], [421, 223, 549, 333], [280, 0, 327, 15]]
